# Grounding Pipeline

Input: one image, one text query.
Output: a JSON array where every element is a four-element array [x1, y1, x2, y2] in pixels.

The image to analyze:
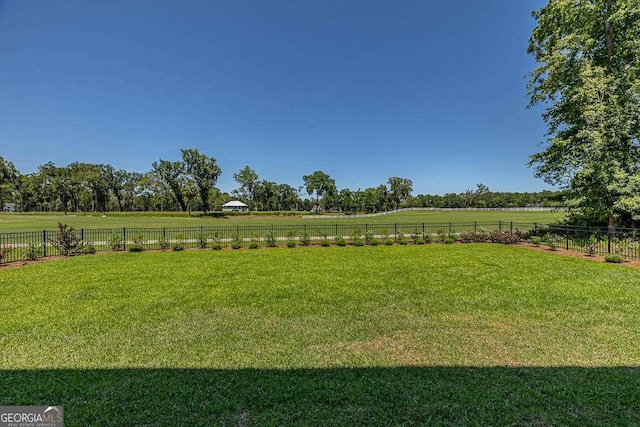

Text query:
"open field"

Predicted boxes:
[[1, 245, 639, 425], [0, 210, 565, 232]]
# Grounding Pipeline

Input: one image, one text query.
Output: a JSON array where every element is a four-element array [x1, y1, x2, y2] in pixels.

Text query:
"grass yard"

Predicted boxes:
[[1, 245, 639, 425], [0, 209, 565, 232]]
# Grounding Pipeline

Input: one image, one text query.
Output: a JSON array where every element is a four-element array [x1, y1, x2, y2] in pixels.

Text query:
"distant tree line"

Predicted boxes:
[[0, 152, 564, 214]]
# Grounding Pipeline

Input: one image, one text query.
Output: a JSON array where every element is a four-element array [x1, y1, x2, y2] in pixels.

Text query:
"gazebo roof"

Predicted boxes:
[[222, 200, 248, 207]]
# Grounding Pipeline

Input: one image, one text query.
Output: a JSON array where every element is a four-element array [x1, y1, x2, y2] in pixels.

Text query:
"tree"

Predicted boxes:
[[181, 149, 221, 214], [152, 159, 188, 211], [387, 177, 413, 210], [527, 0, 640, 227], [232, 166, 259, 207], [302, 171, 336, 211], [0, 156, 18, 211]]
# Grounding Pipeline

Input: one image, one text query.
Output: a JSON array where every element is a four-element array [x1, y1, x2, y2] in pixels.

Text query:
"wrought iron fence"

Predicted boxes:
[[0, 221, 546, 264]]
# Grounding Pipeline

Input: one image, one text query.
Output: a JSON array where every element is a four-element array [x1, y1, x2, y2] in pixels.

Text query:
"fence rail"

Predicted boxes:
[[1, 222, 638, 264], [305, 207, 565, 219]]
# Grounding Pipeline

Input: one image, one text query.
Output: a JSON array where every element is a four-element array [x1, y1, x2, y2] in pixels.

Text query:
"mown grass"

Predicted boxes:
[[0, 210, 564, 232], [1, 245, 639, 425]]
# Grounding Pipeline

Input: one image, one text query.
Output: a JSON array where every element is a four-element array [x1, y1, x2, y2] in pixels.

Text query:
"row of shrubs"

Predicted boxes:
[[0, 223, 625, 264]]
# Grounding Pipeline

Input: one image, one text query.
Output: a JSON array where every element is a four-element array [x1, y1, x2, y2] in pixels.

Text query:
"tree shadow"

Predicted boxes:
[[1, 367, 639, 426]]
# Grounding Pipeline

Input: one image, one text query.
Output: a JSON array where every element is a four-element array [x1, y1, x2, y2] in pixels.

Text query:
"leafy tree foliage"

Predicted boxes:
[[152, 159, 189, 212], [232, 166, 259, 207], [181, 148, 221, 214], [303, 171, 336, 210], [527, 0, 640, 227], [0, 156, 18, 211]]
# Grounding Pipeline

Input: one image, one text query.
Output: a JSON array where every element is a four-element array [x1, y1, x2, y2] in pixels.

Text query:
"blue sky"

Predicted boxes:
[[0, 0, 550, 195]]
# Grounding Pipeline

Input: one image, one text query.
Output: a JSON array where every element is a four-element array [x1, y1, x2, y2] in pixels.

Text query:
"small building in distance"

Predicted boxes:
[[222, 201, 248, 212], [3, 203, 16, 212]]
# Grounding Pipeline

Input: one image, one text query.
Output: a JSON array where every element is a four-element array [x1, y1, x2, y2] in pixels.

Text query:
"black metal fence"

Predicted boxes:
[[0, 221, 542, 264], [2, 222, 638, 264]]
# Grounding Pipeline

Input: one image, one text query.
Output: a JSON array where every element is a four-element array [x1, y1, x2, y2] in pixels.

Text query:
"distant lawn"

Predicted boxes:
[[0, 209, 564, 232], [1, 245, 639, 425]]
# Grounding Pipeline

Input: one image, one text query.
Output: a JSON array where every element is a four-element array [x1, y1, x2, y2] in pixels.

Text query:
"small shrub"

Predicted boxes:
[[422, 233, 431, 244], [380, 229, 390, 241], [196, 232, 208, 249], [488, 230, 521, 245], [231, 233, 243, 249], [80, 241, 96, 254], [398, 231, 408, 245], [265, 230, 277, 248], [128, 244, 144, 252], [369, 238, 380, 246], [22, 242, 42, 261], [528, 236, 542, 246], [211, 232, 223, 250], [604, 254, 623, 263], [365, 230, 374, 245], [444, 237, 454, 244], [321, 239, 331, 247], [172, 243, 185, 251], [249, 233, 261, 249], [107, 233, 125, 251], [435, 229, 446, 243], [49, 222, 82, 255], [410, 229, 422, 245], [334, 235, 346, 246], [286, 240, 296, 248], [132, 233, 146, 245], [585, 237, 598, 256], [544, 234, 562, 251], [158, 236, 170, 251], [317, 231, 329, 247], [299, 231, 311, 246], [350, 229, 363, 246], [384, 238, 394, 245], [0, 246, 13, 263]]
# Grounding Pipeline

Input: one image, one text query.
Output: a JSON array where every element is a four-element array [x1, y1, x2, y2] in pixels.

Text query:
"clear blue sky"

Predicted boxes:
[[0, 0, 551, 196]]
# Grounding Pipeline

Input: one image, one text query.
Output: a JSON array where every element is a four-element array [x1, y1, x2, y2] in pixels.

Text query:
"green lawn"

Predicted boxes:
[[0, 209, 564, 232], [1, 245, 639, 425]]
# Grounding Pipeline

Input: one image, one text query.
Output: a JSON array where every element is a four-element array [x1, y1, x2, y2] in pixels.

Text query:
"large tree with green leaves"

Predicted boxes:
[[181, 149, 221, 214], [0, 156, 18, 211], [152, 159, 189, 212], [527, 0, 640, 227], [232, 166, 259, 207], [302, 171, 336, 210]]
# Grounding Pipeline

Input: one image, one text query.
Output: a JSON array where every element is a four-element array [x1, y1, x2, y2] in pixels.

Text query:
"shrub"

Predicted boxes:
[[158, 236, 170, 251], [128, 244, 144, 252], [49, 222, 82, 255], [265, 230, 278, 248], [410, 229, 422, 245], [132, 233, 146, 245], [585, 236, 598, 256], [365, 230, 374, 245], [380, 229, 390, 241], [488, 230, 521, 245], [80, 241, 96, 254], [249, 233, 261, 249], [384, 238, 394, 245], [299, 231, 311, 246], [334, 235, 346, 246], [211, 232, 223, 250], [231, 233, 243, 249], [286, 240, 296, 248], [444, 237, 455, 244], [369, 238, 380, 246], [528, 236, 542, 246], [422, 233, 431, 244], [196, 232, 208, 249], [317, 231, 329, 247], [107, 233, 125, 251], [172, 243, 185, 251], [435, 229, 446, 243], [544, 234, 562, 251], [350, 229, 363, 246], [22, 242, 42, 261], [604, 254, 623, 263], [0, 246, 12, 263], [398, 231, 408, 245]]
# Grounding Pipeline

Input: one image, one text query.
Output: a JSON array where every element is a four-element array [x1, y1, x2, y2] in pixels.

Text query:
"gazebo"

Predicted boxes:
[[222, 201, 249, 212]]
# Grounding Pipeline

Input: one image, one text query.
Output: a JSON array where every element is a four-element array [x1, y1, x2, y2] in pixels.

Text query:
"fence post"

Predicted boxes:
[[565, 226, 569, 250], [607, 226, 612, 254], [123, 227, 126, 250], [422, 223, 425, 235], [81, 228, 84, 241], [163, 227, 166, 237], [394, 223, 398, 243], [474, 221, 477, 233], [510, 222, 513, 234], [43, 230, 47, 257]]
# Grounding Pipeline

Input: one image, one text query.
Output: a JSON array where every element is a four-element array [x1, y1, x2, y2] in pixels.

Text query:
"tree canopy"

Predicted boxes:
[[528, 0, 640, 227]]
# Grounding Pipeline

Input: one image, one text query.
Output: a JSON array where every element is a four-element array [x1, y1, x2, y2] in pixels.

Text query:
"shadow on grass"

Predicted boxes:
[[1, 367, 639, 426]]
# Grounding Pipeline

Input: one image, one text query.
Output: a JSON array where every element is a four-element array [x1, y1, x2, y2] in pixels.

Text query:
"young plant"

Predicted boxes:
[[107, 233, 125, 251], [230, 232, 243, 250], [544, 234, 562, 251], [48, 222, 82, 255], [22, 242, 42, 261], [528, 236, 542, 246], [172, 233, 185, 251], [585, 236, 598, 256], [365, 230, 374, 245], [299, 231, 311, 246], [398, 231, 408, 245], [334, 235, 346, 246], [0, 246, 12, 263], [249, 233, 261, 249], [604, 253, 623, 263], [158, 236, 170, 251], [265, 230, 278, 248], [80, 241, 96, 254], [196, 231, 208, 249], [211, 232, 223, 250], [410, 229, 422, 245], [350, 229, 363, 246]]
